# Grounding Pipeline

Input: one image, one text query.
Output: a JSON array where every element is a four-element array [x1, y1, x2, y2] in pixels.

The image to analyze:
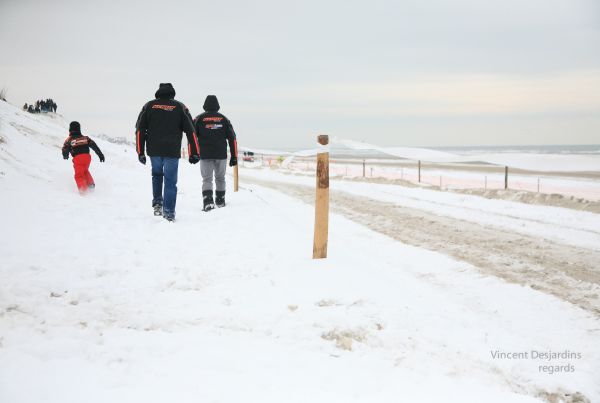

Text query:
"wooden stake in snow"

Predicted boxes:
[[362, 159, 366, 178], [504, 166, 508, 190], [313, 135, 329, 259], [418, 160, 421, 183], [233, 165, 239, 192]]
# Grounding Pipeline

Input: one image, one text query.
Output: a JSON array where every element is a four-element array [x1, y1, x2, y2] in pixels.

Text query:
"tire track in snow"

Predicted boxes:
[[244, 176, 600, 316], [370, 187, 600, 239]]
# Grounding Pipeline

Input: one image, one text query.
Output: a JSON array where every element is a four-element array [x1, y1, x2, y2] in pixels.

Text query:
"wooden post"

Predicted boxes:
[[362, 159, 366, 178], [313, 135, 329, 259], [233, 165, 239, 192], [537, 177, 540, 193], [418, 160, 421, 183], [484, 176, 487, 191], [504, 166, 508, 190]]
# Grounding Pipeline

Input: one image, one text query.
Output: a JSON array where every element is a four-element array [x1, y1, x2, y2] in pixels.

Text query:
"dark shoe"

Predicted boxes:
[[203, 190, 215, 212], [153, 202, 163, 216], [163, 214, 175, 222], [215, 190, 226, 208]]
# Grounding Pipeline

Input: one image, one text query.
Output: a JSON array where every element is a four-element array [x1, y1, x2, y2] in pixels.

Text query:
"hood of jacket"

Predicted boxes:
[[203, 95, 220, 112], [155, 83, 176, 99]]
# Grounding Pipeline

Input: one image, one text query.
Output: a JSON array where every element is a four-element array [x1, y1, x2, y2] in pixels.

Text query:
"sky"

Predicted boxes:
[[1, 0, 599, 149]]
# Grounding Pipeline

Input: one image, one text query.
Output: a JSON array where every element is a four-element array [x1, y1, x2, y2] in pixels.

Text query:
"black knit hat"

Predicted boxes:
[[69, 121, 81, 132], [155, 83, 176, 99], [203, 95, 220, 112]]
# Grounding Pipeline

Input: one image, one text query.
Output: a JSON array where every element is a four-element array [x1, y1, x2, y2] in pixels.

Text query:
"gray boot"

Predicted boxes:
[[203, 190, 215, 212]]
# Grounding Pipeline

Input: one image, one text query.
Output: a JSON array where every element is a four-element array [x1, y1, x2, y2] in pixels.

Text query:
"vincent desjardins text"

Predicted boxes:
[[490, 350, 582, 374]]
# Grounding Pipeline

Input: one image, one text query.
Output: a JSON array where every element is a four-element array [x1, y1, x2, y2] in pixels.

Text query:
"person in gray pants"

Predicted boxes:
[[193, 95, 238, 211]]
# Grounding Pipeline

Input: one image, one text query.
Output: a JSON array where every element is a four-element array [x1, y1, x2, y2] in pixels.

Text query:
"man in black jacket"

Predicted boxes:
[[194, 95, 237, 211], [135, 83, 200, 221]]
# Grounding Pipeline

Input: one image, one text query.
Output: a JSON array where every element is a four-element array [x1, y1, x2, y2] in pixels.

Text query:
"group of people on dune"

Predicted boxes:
[[24, 98, 58, 114]]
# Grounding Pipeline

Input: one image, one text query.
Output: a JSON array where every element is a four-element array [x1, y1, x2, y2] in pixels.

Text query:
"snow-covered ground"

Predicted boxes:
[[1, 100, 599, 402], [239, 169, 600, 251]]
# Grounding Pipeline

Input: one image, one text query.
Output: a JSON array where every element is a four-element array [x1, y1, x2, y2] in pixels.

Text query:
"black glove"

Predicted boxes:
[[138, 154, 146, 165], [99, 155, 105, 163], [63, 155, 68, 160], [189, 154, 200, 164], [229, 157, 238, 167]]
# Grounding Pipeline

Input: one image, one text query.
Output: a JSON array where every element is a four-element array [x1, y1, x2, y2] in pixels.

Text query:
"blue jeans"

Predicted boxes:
[[150, 156, 179, 217]]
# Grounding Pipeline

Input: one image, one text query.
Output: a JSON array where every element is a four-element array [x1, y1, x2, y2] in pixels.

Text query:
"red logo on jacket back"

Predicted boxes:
[[70, 137, 89, 147], [152, 104, 177, 111]]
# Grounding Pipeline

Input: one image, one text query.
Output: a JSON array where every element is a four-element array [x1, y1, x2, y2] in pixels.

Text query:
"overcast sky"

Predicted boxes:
[[1, 0, 599, 148]]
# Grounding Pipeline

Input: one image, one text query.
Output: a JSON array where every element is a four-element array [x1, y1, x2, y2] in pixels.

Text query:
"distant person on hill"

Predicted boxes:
[[27, 105, 34, 113], [23, 103, 28, 111], [135, 83, 200, 222], [62, 121, 105, 194], [34, 105, 40, 113], [193, 95, 238, 211]]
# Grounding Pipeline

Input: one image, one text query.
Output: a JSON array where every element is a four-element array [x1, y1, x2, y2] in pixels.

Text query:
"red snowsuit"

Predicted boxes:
[[73, 153, 94, 191], [62, 133, 104, 193]]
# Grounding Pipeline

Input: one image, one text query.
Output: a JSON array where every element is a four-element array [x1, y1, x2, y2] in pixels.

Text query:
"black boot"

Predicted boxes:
[[153, 201, 163, 216], [203, 190, 215, 212], [215, 190, 226, 208]]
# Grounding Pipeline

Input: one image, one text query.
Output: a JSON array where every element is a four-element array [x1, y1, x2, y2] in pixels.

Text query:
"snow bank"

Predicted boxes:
[[240, 168, 600, 251]]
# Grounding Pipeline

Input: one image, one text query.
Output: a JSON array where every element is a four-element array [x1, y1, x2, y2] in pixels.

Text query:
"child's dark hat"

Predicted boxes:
[[69, 121, 81, 132]]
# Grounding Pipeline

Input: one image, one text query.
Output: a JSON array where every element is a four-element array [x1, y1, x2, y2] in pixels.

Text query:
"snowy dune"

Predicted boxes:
[[1, 100, 599, 402], [336, 139, 600, 173]]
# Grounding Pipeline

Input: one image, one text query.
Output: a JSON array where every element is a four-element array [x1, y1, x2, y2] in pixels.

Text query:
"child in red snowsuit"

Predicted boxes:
[[62, 121, 105, 193]]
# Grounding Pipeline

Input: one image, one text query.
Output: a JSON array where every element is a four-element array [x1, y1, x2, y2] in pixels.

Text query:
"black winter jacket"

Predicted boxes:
[[62, 132, 104, 159], [135, 85, 200, 158], [194, 96, 237, 160]]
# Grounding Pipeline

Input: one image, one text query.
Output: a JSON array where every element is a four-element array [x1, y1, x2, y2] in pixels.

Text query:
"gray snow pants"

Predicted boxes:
[[200, 159, 227, 192]]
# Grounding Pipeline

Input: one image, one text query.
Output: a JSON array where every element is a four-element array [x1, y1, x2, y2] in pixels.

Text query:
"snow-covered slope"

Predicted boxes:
[[0, 100, 599, 402]]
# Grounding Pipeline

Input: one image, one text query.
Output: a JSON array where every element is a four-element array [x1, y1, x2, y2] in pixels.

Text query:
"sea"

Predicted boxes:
[[318, 144, 600, 159], [430, 144, 600, 155]]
